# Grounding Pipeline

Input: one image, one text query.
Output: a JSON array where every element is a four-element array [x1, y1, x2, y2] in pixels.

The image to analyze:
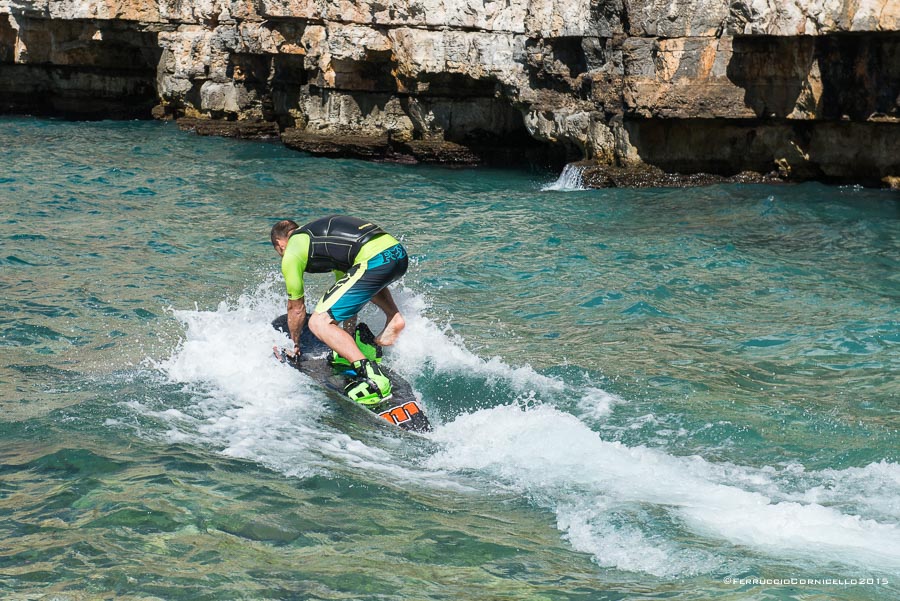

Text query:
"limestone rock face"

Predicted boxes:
[[727, 0, 900, 35], [1, 0, 898, 184]]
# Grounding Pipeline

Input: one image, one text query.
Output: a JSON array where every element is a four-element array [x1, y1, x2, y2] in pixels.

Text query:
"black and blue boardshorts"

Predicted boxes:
[[315, 244, 408, 322]]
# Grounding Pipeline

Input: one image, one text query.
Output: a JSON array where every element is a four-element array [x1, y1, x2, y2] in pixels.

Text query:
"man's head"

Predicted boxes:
[[270, 219, 298, 256]]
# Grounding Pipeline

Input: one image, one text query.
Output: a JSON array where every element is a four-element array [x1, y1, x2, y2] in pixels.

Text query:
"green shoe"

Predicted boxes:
[[345, 359, 392, 405], [354, 323, 383, 364], [327, 350, 352, 368]]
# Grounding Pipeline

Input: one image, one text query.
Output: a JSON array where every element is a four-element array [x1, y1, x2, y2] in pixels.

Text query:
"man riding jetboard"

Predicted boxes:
[[270, 215, 408, 406]]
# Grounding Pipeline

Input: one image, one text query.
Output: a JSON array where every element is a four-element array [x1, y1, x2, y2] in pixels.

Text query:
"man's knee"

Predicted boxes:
[[308, 311, 334, 335]]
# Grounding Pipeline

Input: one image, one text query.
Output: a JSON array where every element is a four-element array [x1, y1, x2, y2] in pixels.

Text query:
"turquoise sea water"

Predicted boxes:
[[1, 117, 898, 600]]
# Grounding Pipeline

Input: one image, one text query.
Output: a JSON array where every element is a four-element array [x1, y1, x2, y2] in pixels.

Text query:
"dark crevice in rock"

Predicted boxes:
[[315, 52, 397, 93], [526, 36, 589, 94], [1, 14, 16, 63], [0, 64, 158, 119], [406, 72, 499, 98], [0, 17, 160, 119], [816, 33, 900, 120], [726, 32, 900, 121], [620, 117, 900, 186], [281, 89, 565, 169], [280, 128, 564, 169]]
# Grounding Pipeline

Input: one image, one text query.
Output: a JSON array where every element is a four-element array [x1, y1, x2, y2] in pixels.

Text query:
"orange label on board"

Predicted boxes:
[[378, 401, 421, 425]]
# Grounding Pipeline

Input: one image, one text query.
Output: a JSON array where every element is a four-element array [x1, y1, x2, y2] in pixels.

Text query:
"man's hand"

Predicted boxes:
[[286, 347, 301, 366], [274, 345, 301, 366]]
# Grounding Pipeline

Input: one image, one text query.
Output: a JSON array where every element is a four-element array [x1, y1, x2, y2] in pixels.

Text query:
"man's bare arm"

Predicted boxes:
[[287, 297, 307, 355]]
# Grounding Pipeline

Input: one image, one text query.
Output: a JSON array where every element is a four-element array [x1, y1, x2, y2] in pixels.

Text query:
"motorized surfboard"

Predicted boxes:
[[272, 314, 431, 433]]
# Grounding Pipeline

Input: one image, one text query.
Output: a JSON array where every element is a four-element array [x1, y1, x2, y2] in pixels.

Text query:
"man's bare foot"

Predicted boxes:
[[375, 313, 405, 346]]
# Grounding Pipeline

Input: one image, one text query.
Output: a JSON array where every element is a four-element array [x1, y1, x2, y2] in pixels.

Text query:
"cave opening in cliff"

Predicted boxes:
[[0, 18, 161, 119], [269, 54, 308, 127], [525, 36, 588, 94], [726, 32, 900, 121], [0, 14, 15, 64], [409, 72, 569, 168], [433, 97, 567, 168], [330, 49, 397, 93], [622, 116, 899, 185], [414, 72, 499, 98], [623, 118, 775, 176]]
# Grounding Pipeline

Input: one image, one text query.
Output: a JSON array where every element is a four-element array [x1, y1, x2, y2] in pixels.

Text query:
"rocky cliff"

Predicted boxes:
[[1, 0, 898, 186]]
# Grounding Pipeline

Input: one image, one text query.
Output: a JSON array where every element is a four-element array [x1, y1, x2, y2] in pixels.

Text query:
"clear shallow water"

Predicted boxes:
[[1, 117, 898, 600]]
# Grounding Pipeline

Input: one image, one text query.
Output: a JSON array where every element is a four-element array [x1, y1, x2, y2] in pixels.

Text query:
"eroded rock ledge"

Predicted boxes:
[[1, 1, 898, 187]]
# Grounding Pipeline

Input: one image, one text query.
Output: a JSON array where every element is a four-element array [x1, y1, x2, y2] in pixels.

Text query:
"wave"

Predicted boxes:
[[148, 276, 900, 579], [428, 405, 900, 576]]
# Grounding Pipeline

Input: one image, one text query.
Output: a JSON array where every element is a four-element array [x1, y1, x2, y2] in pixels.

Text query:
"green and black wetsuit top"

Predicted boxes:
[[281, 215, 399, 300]]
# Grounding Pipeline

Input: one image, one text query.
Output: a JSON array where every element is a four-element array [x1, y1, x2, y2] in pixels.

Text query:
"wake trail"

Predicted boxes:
[[147, 278, 899, 579]]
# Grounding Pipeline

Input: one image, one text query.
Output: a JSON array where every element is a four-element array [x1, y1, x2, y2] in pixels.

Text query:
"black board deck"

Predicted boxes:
[[272, 314, 431, 433]]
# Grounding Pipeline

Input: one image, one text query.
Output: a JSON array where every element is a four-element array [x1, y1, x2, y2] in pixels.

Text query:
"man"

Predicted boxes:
[[270, 215, 408, 404]]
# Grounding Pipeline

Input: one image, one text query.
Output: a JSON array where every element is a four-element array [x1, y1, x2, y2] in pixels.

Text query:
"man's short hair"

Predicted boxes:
[[270, 220, 299, 248]]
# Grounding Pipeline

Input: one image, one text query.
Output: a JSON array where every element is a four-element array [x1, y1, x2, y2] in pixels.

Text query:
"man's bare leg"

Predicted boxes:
[[370, 288, 405, 346], [308, 311, 365, 362]]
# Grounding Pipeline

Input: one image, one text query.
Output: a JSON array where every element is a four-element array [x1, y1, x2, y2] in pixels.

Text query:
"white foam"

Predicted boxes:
[[542, 163, 587, 192], [387, 286, 565, 396], [146, 279, 900, 579], [558, 500, 721, 578], [784, 461, 900, 523], [576, 386, 623, 420], [151, 279, 474, 488], [426, 404, 900, 575]]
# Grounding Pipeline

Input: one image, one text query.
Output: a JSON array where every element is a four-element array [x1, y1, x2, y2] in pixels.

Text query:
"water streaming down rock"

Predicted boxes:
[[542, 163, 586, 191]]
